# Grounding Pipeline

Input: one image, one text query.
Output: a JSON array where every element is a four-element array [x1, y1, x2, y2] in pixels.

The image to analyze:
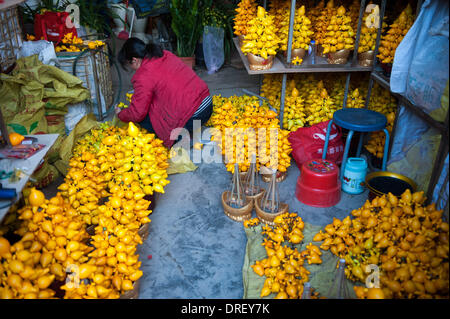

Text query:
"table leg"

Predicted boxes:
[[382, 128, 390, 171], [341, 130, 354, 181], [322, 120, 334, 160], [356, 132, 365, 157]]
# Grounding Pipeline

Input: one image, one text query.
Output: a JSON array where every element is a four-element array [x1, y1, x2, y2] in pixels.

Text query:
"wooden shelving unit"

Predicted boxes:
[[235, 0, 448, 205]]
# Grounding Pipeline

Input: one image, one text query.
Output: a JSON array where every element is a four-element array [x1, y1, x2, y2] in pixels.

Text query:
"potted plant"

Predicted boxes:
[[70, 0, 117, 40], [169, 0, 203, 68]]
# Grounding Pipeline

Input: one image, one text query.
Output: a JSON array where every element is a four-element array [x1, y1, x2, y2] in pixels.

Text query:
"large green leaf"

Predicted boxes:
[[8, 123, 28, 136]]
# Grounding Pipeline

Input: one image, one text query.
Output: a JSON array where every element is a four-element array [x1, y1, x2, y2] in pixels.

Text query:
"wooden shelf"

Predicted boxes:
[[233, 38, 372, 75]]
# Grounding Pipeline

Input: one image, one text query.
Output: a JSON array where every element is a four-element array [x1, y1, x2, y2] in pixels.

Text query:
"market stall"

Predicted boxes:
[[0, 0, 448, 302]]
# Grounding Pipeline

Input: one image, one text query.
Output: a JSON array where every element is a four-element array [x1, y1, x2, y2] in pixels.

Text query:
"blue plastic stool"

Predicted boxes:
[[322, 109, 390, 182]]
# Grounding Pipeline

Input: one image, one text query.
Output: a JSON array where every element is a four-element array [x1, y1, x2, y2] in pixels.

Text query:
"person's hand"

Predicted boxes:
[[115, 106, 121, 115]]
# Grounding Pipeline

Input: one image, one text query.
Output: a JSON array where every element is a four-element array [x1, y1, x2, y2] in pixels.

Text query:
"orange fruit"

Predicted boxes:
[[366, 288, 385, 299], [9, 132, 25, 146], [29, 188, 45, 207], [0, 237, 11, 257]]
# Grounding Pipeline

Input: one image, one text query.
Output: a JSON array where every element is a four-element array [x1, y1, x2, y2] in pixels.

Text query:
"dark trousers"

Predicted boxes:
[[138, 100, 213, 142]]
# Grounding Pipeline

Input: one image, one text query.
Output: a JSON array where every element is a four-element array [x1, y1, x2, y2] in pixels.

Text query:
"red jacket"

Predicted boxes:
[[118, 50, 209, 148]]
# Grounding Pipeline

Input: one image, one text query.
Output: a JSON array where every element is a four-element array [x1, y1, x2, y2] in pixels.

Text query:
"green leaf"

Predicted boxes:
[[7, 124, 28, 136], [29, 121, 39, 133]]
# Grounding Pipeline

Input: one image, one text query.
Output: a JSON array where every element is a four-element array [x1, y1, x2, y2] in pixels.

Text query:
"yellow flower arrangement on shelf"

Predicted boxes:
[[233, 0, 258, 36], [377, 4, 414, 64], [240, 6, 281, 60], [279, 5, 314, 52], [322, 6, 355, 54]]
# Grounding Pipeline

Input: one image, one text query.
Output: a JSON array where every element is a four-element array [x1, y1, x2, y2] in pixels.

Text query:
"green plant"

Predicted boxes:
[[19, 0, 65, 24], [202, 7, 227, 28], [170, 0, 204, 57], [67, 0, 116, 37], [203, 1, 238, 64]]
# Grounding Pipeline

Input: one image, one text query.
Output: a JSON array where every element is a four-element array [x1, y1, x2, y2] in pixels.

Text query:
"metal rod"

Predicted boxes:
[[364, 76, 375, 109], [351, 0, 366, 65], [342, 73, 351, 108], [286, 0, 297, 64], [0, 107, 12, 148], [91, 50, 103, 121], [387, 98, 401, 161], [426, 110, 449, 204], [279, 73, 288, 129], [372, 0, 387, 71]]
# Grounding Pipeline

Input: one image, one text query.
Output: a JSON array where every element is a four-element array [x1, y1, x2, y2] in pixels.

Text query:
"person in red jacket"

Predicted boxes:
[[116, 38, 212, 148]]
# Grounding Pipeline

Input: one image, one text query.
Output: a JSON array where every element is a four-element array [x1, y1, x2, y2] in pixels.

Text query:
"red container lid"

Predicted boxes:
[[295, 178, 341, 208], [300, 158, 340, 190]]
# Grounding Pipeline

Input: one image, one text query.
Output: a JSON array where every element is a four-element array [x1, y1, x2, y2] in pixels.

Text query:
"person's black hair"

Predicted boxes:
[[118, 37, 163, 70]]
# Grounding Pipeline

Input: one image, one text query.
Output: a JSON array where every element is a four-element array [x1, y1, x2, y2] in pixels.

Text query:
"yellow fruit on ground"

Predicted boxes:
[[29, 188, 45, 207]]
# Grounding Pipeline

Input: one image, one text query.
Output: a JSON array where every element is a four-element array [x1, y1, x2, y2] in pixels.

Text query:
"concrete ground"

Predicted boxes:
[[43, 38, 369, 299]]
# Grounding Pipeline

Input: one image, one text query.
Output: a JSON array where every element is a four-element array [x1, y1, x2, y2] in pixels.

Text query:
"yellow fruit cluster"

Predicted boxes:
[[241, 7, 281, 59], [243, 217, 260, 228], [322, 6, 355, 54], [347, 0, 362, 31], [377, 4, 414, 64], [313, 190, 449, 299], [268, 0, 290, 32], [233, 0, 258, 36], [54, 33, 104, 53], [279, 5, 314, 52], [358, 6, 381, 53], [345, 88, 365, 109], [260, 74, 283, 112], [365, 111, 395, 159], [283, 87, 306, 131], [207, 95, 292, 174], [0, 122, 170, 299], [303, 82, 337, 125], [0, 189, 90, 299], [261, 73, 399, 131], [251, 213, 313, 299], [313, 0, 337, 46], [61, 122, 169, 298], [309, 0, 325, 27]]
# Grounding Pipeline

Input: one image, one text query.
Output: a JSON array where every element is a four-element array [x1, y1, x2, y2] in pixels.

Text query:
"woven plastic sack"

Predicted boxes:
[[242, 222, 357, 299], [390, 0, 449, 115]]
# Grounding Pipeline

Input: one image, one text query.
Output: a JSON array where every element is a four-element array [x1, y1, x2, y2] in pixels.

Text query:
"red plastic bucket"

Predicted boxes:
[[295, 158, 341, 207]]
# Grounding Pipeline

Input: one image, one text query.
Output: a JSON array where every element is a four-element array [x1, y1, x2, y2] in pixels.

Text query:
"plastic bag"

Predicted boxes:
[[202, 26, 224, 74], [288, 120, 344, 167], [34, 11, 78, 44], [65, 103, 89, 134], [18, 40, 57, 66], [390, 0, 449, 115], [166, 147, 198, 175]]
